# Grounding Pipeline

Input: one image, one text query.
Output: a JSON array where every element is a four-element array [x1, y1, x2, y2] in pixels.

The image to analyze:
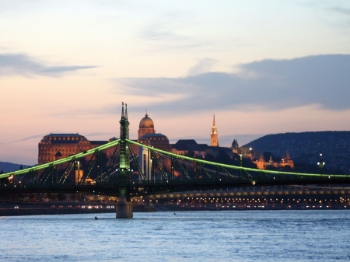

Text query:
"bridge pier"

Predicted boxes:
[[116, 196, 133, 218]]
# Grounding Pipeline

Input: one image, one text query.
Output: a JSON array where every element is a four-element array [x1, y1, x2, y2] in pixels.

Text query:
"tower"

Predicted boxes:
[[117, 102, 133, 218], [119, 102, 130, 174], [210, 114, 219, 147]]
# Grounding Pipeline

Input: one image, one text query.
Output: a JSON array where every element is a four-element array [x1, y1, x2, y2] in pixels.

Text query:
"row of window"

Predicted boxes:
[[148, 137, 167, 141], [40, 147, 90, 151], [48, 136, 83, 141]]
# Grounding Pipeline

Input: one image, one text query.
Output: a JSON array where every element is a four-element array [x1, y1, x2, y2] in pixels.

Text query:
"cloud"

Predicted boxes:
[[0, 53, 97, 77], [188, 58, 217, 75], [84, 132, 116, 138], [116, 54, 350, 115], [0, 134, 44, 144]]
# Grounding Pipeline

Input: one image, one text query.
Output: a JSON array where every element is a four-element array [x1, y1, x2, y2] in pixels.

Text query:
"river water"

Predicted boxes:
[[0, 210, 349, 261]]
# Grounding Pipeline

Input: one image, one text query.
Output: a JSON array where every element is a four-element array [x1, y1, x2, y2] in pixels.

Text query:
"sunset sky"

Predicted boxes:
[[1, 0, 350, 165]]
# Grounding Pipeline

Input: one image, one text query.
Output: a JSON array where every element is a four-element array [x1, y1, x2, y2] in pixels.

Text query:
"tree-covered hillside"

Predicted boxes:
[[244, 131, 350, 173]]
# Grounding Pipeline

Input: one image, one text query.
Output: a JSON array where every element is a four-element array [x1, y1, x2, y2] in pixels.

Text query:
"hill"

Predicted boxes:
[[243, 131, 350, 173], [0, 162, 30, 173]]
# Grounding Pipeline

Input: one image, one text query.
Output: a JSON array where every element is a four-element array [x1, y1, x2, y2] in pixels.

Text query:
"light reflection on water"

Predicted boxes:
[[0, 210, 349, 261]]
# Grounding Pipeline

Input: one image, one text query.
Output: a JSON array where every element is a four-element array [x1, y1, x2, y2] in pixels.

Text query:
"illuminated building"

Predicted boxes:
[[231, 139, 254, 160], [38, 133, 116, 164], [137, 113, 171, 151], [210, 114, 219, 147], [138, 113, 155, 139], [255, 152, 294, 170], [137, 113, 171, 177]]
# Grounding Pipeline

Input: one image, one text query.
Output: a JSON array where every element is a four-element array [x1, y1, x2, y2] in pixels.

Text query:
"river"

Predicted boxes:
[[0, 210, 349, 261]]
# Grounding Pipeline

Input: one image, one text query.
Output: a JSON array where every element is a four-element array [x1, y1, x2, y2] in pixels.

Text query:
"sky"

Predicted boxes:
[[1, 0, 350, 165]]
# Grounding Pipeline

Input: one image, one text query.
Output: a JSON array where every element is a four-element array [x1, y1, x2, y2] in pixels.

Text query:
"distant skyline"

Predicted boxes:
[[1, 1, 350, 165]]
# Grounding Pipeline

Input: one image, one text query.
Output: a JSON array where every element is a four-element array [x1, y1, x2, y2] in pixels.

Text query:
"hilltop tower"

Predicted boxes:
[[210, 114, 219, 147]]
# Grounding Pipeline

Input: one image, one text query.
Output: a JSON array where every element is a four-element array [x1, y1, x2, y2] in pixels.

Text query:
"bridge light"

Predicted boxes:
[[251, 181, 255, 185]]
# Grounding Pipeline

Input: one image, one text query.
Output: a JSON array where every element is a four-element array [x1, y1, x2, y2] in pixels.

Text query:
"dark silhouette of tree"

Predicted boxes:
[[216, 150, 232, 164]]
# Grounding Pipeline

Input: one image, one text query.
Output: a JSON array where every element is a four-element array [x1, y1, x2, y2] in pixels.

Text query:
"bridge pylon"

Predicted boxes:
[[116, 102, 133, 218]]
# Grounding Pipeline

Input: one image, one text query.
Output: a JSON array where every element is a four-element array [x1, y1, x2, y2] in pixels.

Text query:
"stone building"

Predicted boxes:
[[37, 133, 116, 164], [137, 113, 171, 151], [255, 152, 294, 170], [210, 114, 219, 147]]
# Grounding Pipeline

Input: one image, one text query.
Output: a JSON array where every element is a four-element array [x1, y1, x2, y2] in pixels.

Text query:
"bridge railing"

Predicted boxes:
[[0, 139, 120, 179], [125, 139, 350, 180]]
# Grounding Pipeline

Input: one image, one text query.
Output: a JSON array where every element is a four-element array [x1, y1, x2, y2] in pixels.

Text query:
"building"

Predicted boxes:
[[210, 114, 219, 147], [171, 139, 206, 158], [136, 113, 172, 178], [231, 139, 254, 160], [137, 113, 171, 151], [138, 113, 155, 139], [255, 152, 294, 170], [37, 133, 117, 164], [38, 113, 171, 165]]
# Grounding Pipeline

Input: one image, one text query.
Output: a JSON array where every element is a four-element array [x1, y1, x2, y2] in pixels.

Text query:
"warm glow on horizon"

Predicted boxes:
[[1, 1, 350, 164]]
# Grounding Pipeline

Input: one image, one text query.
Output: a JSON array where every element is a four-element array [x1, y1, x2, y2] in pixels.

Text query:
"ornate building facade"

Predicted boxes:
[[38, 113, 171, 165], [137, 113, 171, 151], [255, 152, 294, 170], [37, 133, 116, 164], [138, 113, 155, 139]]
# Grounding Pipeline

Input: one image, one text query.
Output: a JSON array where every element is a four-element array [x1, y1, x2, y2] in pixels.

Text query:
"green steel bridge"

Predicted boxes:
[[1, 103, 349, 217]]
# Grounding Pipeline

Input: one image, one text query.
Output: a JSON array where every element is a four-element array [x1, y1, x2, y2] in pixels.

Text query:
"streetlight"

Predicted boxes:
[[317, 153, 325, 174], [239, 154, 242, 181], [75, 161, 80, 184]]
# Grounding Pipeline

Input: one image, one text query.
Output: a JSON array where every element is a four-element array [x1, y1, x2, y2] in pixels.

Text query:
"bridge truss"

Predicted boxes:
[[1, 138, 349, 199]]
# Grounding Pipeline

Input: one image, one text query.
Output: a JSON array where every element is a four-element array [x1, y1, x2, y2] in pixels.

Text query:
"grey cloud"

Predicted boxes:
[[141, 13, 189, 42], [116, 54, 350, 116], [139, 12, 210, 51], [188, 59, 217, 76], [0, 134, 44, 144], [0, 53, 97, 77], [85, 132, 116, 138]]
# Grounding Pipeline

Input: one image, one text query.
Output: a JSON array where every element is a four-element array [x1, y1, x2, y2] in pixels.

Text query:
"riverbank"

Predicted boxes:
[[1, 200, 348, 216], [0, 208, 115, 216]]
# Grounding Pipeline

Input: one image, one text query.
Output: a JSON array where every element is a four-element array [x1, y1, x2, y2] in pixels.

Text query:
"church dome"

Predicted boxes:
[[139, 114, 154, 128]]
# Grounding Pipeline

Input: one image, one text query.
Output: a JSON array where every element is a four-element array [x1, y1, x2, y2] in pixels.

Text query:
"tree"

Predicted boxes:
[[216, 150, 232, 164]]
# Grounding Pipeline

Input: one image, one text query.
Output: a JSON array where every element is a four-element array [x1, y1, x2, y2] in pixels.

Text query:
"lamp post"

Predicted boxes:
[[75, 161, 80, 184], [317, 153, 325, 174], [239, 154, 242, 181]]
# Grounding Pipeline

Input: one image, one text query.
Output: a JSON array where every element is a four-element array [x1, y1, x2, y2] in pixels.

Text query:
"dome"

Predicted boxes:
[[139, 114, 154, 128]]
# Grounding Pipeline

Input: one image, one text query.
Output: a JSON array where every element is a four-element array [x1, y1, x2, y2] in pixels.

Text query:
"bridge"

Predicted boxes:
[[1, 103, 350, 218]]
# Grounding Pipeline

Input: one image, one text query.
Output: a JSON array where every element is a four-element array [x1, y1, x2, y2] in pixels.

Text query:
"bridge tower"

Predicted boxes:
[[116, 102, 133, 218]]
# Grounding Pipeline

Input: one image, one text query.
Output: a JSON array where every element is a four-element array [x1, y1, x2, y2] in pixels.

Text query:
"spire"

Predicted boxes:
[[210, 114, 219, 147], [125, 103, 128, 119], [121, 102, 125, 118], [145, 109, 148, 117]]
